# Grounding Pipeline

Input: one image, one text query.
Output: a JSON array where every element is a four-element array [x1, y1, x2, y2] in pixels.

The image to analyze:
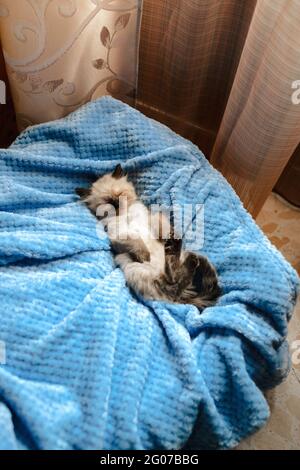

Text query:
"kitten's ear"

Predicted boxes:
[[112, 163, 126, 179], [75, 187, 91, 199]]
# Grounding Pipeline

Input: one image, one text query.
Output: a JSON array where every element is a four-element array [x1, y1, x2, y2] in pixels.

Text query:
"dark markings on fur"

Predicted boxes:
[[164, 240, 181, 283], [104, 196, 121, 215], [112, 164, 126, 180], [75, 187, 91, 199], [164, 236, 182, 255], [112, 238, 150, 263], [157, 240, 221, 309]]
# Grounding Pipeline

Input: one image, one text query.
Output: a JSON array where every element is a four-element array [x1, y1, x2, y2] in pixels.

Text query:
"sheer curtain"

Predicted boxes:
[[137, 0, 300, 216]]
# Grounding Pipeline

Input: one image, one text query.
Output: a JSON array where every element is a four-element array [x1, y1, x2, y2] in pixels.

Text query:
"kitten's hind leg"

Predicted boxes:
[[193, 254, 221, 300], [115, 253, 160, 299], [177, 253, 221, 308], [164, 237, 182, 255], [160, 249, 198, 301], [174, 252, 199, 294], [164, 237, 182, 283]]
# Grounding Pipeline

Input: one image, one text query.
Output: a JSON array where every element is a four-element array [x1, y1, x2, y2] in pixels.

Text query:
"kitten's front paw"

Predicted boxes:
[[130, 249, 150, 263], [114, 253, 131, 268], [165, 237, 182, 255]]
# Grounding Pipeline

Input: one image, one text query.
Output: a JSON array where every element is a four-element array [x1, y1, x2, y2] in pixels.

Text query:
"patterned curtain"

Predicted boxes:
[[0, 0, 142, 130], [138, 0, 300, 216], [1, 0, 300, 216]]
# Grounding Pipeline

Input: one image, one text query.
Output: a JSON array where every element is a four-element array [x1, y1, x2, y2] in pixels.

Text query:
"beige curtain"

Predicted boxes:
[[137, 0, 300, 217]]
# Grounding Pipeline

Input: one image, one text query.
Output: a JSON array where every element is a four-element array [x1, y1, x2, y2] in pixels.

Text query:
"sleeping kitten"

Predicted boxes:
[[76, 164, 221, 309]]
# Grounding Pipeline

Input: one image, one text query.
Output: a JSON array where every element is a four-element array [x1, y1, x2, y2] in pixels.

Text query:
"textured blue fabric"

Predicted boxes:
[[0, 97, 298, 450]]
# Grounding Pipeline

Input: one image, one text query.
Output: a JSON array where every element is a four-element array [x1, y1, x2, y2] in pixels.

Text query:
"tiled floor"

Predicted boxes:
[[236, 193, 300, 450]]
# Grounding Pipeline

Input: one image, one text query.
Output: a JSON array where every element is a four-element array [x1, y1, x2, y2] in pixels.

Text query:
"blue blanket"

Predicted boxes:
[[0, 97, 298, 450]]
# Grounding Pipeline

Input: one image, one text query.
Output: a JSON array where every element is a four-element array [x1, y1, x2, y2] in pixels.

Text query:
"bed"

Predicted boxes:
[[0, 97, 298, 450]]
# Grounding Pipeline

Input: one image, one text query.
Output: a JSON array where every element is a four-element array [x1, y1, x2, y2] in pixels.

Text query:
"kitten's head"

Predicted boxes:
[[76, 164, 137, 213]]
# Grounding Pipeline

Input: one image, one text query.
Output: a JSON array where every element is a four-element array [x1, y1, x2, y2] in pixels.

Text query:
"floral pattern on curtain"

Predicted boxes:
[[0, 0, 142, 131]]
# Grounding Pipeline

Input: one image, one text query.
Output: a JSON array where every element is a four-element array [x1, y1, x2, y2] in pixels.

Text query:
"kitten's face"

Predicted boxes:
[[76, 164, 137, 213]]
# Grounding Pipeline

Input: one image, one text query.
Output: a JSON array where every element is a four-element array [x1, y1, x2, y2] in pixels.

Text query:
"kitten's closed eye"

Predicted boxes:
[[106, 197, 120, 209]]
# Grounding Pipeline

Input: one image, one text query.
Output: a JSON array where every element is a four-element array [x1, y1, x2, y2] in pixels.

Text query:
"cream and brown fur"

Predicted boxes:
[[76, 164, 221, 309]]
